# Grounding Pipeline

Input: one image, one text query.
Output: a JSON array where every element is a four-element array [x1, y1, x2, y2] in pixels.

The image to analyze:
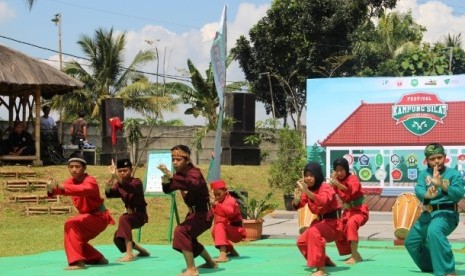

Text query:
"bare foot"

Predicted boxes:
[[96, 257, 109, 265], [311, 269, 327, 276], [178, 268, 199, 276], [137, 249, 150, 257], [65, 261, 85, 270], [117, 254, 135, 262], [228, 248, 240, 257], [197, 261, 218, 269], [214, 256, 230, 262], [345, 256, 363, 265]]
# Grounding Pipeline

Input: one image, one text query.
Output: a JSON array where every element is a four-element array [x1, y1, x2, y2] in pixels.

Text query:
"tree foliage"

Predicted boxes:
[[232, 0, 397, 129], [59, 28, 174, 121]]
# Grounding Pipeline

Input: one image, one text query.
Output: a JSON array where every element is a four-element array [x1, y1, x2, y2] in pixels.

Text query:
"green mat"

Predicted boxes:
[[1, 240, 465, 275]]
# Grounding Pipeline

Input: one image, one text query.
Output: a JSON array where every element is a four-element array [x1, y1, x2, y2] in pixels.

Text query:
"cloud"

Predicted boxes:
[[0, 2, 16, 24], [120, 2, 270, 123], [394, 0, 465, 45]]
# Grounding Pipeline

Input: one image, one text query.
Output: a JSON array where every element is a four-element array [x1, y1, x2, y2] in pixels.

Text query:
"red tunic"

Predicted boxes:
[[333, 174, 369, 255], [211, 193, 246, 251], [48, 174, 114, 265], [162, 164, 212, 257], [105, 177, 148, 252], [294, 183, 342, 268]]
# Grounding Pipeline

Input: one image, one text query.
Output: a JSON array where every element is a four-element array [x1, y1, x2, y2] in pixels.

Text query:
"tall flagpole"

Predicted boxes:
[[207, 5, 227, 182]]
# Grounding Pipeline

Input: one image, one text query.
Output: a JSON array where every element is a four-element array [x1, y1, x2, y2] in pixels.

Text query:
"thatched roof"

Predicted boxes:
[[0, 44, 84, 98]]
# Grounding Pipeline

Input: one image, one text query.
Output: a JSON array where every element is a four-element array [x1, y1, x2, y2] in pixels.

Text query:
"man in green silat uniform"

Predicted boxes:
[[405, 143, 464, 276]]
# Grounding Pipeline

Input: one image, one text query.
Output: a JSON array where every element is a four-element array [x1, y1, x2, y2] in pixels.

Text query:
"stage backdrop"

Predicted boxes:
[[306, 75, 465, 195]]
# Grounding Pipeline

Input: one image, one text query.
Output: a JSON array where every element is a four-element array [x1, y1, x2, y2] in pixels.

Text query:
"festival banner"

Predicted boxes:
[[207, 5, 227, 182]]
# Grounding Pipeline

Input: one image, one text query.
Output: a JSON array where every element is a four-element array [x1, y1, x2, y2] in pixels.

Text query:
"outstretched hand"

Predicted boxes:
[[157, 164, 172, 178], [296, 179, 307, 192], [45, 170, 58, 194], [109, 159, 117, 175]]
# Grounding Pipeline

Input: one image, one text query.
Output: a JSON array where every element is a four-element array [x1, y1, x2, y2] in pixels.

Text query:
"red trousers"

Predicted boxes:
[[335, 206, 369, 255], [297, 219, 338, 267], [211, 222, 246, 252], [64, 211, 112, 265]]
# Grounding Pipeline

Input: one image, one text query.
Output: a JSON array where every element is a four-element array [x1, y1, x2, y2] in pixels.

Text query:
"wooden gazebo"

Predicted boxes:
[[0, 44, 84, 165]]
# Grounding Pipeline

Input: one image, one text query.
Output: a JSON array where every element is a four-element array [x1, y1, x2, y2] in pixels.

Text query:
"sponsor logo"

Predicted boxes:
[[411, 79, 418, 87], [392, 92, 448, 136], [425, 79, 437, 86]]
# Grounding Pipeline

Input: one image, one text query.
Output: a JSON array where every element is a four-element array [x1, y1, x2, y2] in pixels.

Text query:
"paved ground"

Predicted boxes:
[[262, 210, 465, 242]]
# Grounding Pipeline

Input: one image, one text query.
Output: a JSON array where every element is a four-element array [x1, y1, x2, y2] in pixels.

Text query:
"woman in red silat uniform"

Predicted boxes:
[[329, 157, 369, 264], [293, 162, 342, 276]]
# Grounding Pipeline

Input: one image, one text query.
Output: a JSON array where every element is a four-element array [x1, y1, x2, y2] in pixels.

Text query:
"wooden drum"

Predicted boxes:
[[297, 206, 318, 234], [392, 193, 422, 239]]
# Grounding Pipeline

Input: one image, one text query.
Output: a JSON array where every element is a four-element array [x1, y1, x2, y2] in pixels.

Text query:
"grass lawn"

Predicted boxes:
[[0, 164, 283, 257]]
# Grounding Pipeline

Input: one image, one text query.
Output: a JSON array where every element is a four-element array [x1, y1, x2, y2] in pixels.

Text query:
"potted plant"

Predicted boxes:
[[238, 191, 278, 241], [268, 127, 307, 210]]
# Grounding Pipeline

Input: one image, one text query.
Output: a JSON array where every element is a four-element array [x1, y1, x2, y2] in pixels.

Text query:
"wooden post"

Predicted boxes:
[[34, 88, 42, 165]]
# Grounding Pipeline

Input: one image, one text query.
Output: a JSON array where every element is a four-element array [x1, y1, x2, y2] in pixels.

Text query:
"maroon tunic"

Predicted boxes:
[[162, 163, 212, 257], [48, 174, 114, 265], [105, 177, 148, 252]]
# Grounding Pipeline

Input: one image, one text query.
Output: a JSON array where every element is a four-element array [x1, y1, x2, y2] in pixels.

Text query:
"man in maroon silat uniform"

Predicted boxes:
[[158, 144, 217, 276], [105, 158, 149, 262]]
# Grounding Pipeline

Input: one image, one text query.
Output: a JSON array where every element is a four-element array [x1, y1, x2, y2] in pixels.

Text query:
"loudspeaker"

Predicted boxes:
[[222, 132, 258, 148], [101, 136, 127, 153], [82, 150, 96, 165], [101, 98, 124, 137], [221, 148, 260, 165], [224, 93, 256, 132]]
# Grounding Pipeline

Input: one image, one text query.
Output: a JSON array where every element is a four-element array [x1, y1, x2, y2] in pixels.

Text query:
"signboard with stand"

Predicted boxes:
[[142, 149, 180, 243]]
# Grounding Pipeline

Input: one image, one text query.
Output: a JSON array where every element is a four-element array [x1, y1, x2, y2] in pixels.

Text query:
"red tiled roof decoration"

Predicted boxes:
[[320, 101, 465, 146]]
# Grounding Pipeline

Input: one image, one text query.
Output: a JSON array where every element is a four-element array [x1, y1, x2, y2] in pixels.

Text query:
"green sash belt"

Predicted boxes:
[[347, 196, 365, 208]]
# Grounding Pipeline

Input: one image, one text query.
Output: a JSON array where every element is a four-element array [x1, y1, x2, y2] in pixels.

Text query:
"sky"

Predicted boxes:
[[0, 0, 465, 125]]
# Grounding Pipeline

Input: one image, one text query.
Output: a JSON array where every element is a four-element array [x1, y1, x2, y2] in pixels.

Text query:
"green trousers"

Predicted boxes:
[[405, 210, 459, 276]]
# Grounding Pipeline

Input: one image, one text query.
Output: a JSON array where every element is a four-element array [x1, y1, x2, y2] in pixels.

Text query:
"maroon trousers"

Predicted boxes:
[[172, 211, 212, 257], [114, 212, 146, 252]]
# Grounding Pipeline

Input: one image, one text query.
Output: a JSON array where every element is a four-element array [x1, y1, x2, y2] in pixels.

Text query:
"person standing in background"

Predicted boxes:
[[70, 111, 87, 145], [40, 105, 56, 131]]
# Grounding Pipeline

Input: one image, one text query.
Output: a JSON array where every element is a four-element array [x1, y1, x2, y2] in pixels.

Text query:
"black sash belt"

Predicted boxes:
[[188, 203, 210, 213], [318, 209, 341, 220], [430, 203, 458, 212], [230, 221, 243, 227]]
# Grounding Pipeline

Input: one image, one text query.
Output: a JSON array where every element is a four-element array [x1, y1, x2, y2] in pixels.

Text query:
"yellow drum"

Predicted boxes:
[[297, 206, 318, 234], [392, 193, 422, 239]]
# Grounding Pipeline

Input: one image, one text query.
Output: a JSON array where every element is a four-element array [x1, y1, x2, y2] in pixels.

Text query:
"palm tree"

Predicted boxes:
[[444, 33, 462, 48], [171, 56, 246, 149], [61, 27, 169, 120]]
